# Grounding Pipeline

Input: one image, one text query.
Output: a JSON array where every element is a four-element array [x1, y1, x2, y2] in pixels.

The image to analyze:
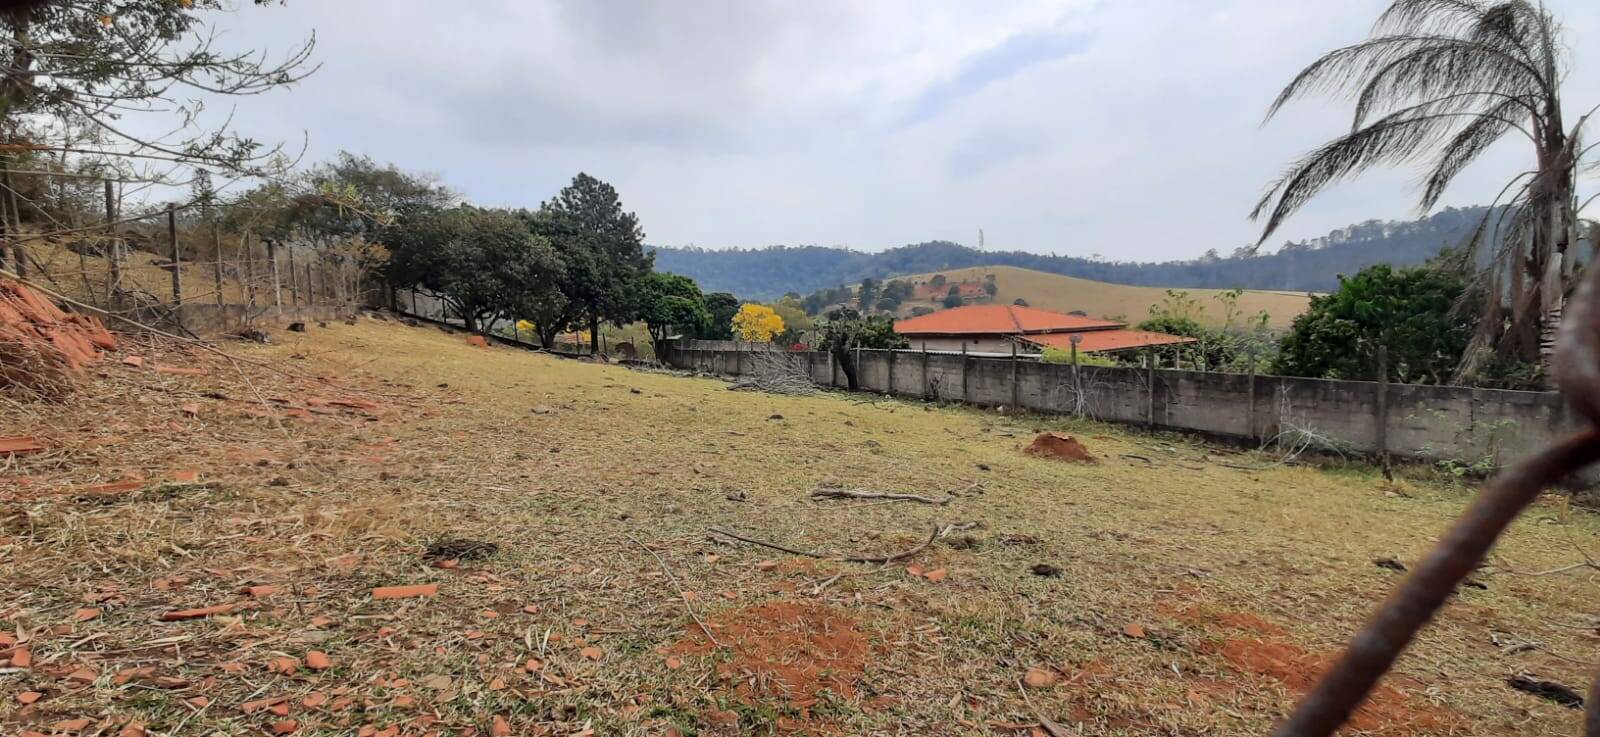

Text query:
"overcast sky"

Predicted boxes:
[[186, 0, 1599, 261]]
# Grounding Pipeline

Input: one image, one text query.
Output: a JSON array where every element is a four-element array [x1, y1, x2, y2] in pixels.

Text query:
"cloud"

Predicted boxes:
[[135, 0, 1600, 261]]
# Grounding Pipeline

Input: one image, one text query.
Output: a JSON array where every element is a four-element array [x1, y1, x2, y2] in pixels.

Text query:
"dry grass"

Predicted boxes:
[[896, 265, 1314, 329], [2, 318, 1596, 736]]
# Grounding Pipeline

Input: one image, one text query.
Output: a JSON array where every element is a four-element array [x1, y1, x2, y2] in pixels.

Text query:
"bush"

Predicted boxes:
[[1273, 265, 1473, 384], [1040, 347, 1117, 366]]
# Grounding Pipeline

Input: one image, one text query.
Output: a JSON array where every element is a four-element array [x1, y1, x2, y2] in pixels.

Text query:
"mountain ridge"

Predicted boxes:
[[649, 206, 1494, 300]]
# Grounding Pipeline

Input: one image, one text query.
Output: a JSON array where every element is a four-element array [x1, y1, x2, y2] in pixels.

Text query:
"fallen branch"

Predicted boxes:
[[708, 524, 940, 564], [623, 532, 724, 648], [809, 487, 953, 505]]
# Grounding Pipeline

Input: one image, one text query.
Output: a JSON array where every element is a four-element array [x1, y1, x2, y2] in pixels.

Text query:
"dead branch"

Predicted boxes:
[[809, 486, 953, 505], [708, 524, 941, 564], [623, 532, 724, 648], [727, 349, 817, 395]]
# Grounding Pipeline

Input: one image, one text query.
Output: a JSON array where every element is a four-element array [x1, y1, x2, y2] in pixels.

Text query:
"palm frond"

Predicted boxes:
[[1350, 46, 1542, 129], [1420, 98, 1527, 208], [1263, 35, 1538, 123], [1375, 0, 1487, 34], [1253, 106, 1513, 241]]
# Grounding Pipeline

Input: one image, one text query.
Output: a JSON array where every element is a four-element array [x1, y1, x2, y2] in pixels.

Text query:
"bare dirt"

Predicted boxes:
[[1023, 432, 1096, 463]]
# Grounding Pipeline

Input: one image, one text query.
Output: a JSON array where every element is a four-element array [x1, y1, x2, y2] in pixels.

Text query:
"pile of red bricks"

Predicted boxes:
[[0, 277, 117, 394]]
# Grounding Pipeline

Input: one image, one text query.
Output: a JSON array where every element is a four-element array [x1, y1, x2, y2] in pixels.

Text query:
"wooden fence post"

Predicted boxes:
[[887, 348, 895, 395], [921, 344, 930, 399], [1070, 339, 1083, 417], [167, 206, 181, 307], [304, 262, 313, 306], [104, 180, 120, 304], [5, 169, 26, 278], [288, 248, 299, 307], [1376, 345, 1390, 472], [1247, 359, 1258, 442], [1011, 342, 1020, 412], [961, 344, 969, 403], [267, 239, 282, 310], [242, 235, 256, 306], [1146, 360, 1157, 428], [211, 217, 225, 306]]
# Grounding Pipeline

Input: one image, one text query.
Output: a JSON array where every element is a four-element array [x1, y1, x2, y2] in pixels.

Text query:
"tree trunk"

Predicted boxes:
[[832, 347, 859, 391], [588, 313, 600, 355], [538, 326, 559, 350]]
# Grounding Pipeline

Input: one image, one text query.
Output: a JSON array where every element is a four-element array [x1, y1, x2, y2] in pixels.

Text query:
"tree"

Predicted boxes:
[[695, 292, 740, 340], [0, 1, 315, 272], [1252, 0, 1596, 378], [1014, 298, 1030, 307], [0, 2, 313, 173], [637, 272, 710, 355], [1274, 264, 1476, 385], [817, 308, 907, 391], [542, 173, 653, 354], [800, 292, 828, 316], [770, 296, 814, 345], [942, 293, 964, 309], [857, 277, 880, 312], [930, 274, 947, 287], [382, 207, 561, 334], [732, 303, 785, 342], [983, 281, 998, 297]]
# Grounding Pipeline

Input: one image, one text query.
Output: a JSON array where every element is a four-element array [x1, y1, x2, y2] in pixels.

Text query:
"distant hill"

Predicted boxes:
[[891, 266, 1310, 329], [650, 206, 1495, 300]]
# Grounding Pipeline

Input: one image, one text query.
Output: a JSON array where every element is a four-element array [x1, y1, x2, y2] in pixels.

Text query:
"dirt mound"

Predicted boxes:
[[0, 277, 116, 398], [677, 601, 868, 712], [1023, 432, 1096, 463]]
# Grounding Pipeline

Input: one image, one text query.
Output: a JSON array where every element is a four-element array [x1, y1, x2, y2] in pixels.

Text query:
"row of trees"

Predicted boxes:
[[380, 173, 659, 353]]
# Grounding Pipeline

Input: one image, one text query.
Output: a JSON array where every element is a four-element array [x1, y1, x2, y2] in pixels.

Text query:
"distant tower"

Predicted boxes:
[[978, 228, 985, 251]]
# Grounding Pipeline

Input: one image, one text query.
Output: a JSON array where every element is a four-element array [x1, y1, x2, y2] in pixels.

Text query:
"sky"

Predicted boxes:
[[169, 0, 1600, 261]]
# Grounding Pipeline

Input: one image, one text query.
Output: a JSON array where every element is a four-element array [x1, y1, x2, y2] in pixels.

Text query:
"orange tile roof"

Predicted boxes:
[[893, 304, 1122, 335], [1022, 329, 1197, 353]]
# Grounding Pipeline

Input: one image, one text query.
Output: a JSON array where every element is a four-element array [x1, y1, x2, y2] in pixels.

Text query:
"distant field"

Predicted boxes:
[[895, 265, 1313, 329]]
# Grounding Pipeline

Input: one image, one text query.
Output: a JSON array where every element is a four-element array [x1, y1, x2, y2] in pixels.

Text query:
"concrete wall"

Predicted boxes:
[[663, 343, 1585, 475], [905, 335, 1023, 354]]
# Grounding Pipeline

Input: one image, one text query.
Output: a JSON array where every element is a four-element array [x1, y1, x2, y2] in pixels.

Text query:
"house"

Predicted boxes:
[[893, 304, 1196, 355]]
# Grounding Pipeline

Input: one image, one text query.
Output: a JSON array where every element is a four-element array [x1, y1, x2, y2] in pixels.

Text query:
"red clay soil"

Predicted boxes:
[[0, 276, 116, 395], [1023, 432, 1096, 463], [676, 601, 868, 713], [1217, 637, 1465, 736]]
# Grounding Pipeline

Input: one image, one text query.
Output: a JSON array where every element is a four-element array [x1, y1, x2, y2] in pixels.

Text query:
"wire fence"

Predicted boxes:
[[1, 187, 373, 331]]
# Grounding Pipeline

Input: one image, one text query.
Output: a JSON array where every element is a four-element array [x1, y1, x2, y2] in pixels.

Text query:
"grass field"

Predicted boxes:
[[896, 265, 1314, 329], [2, 318, 1595, 736]]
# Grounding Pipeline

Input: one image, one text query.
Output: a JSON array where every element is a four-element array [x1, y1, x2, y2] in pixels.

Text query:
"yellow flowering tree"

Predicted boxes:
[[731, 303, 785, 342]]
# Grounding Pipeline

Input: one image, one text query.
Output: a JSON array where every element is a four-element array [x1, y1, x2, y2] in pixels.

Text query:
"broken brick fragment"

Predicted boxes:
[[371, 584, 438, 600], [0, 436, 46, 455]]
